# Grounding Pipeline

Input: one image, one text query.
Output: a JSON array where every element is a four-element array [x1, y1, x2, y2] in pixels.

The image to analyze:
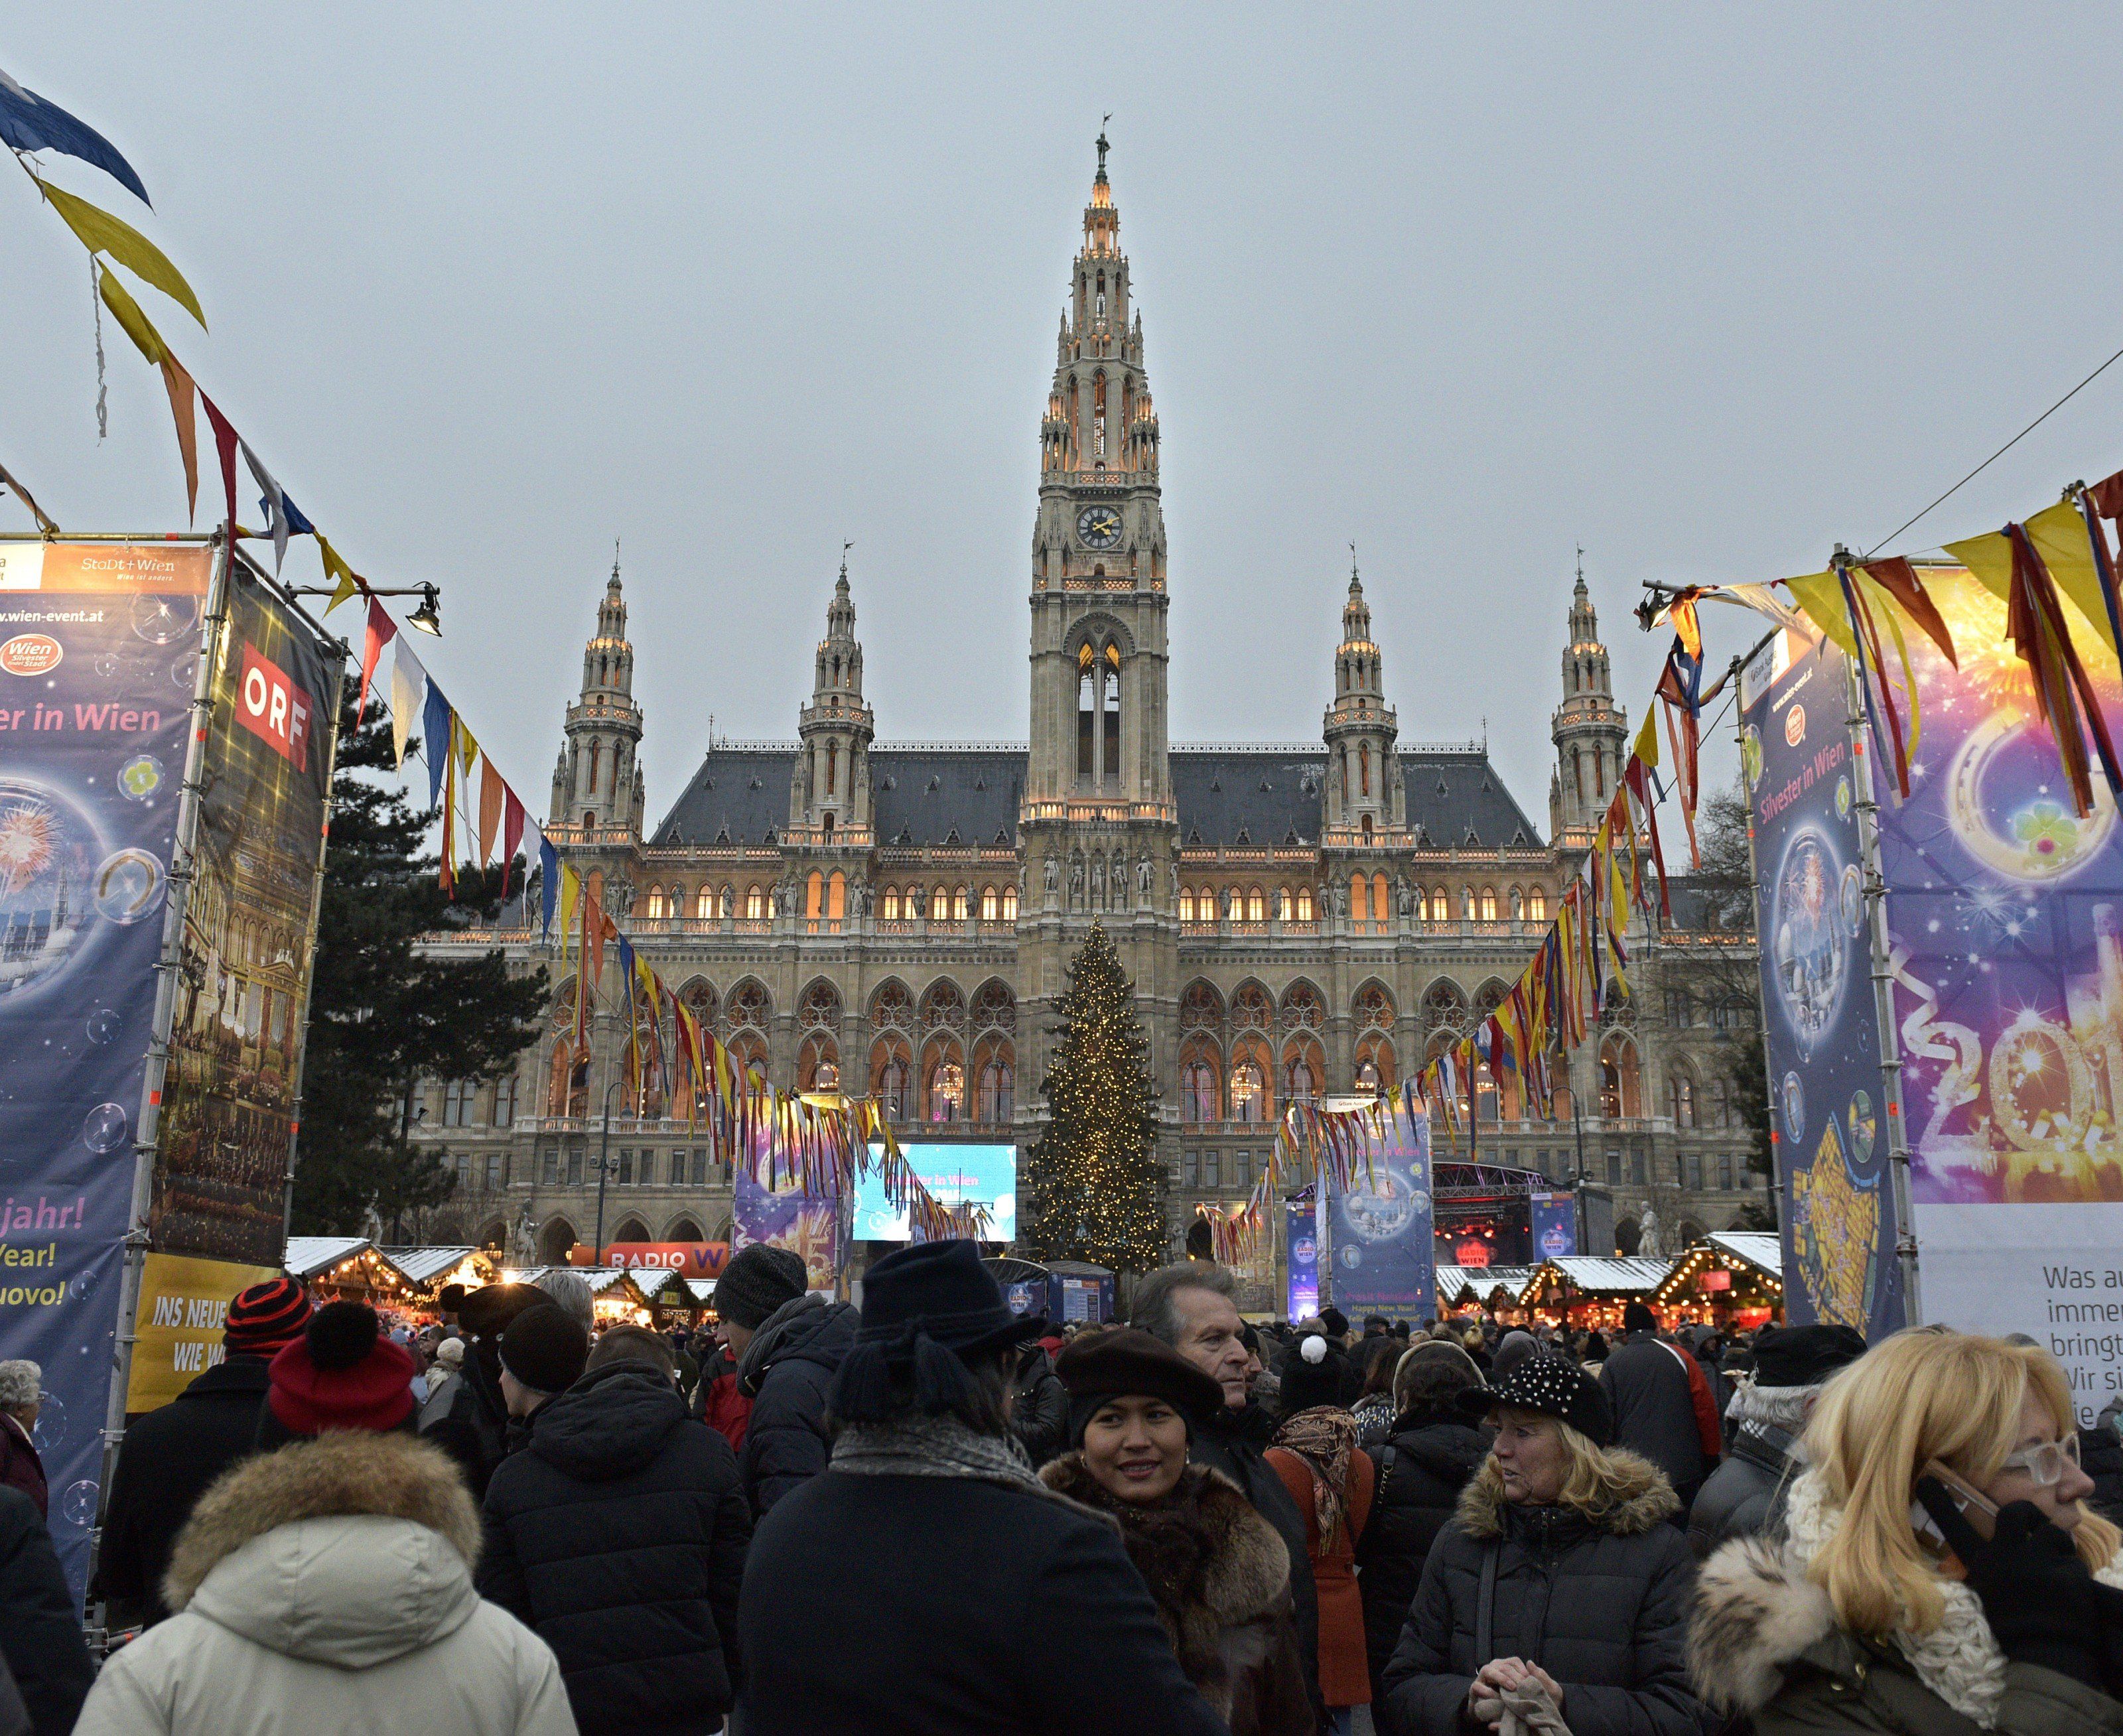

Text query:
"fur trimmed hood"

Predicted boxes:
[[161, 1432, 485, 1670], [1455, 1446, 1678, 1540], [1040, 1456, 1289, 1623], [1687, 1534, 1839, 1715]]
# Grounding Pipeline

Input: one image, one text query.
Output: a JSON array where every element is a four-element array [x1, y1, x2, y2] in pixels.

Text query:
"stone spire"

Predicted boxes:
[[1549, 550, 1628, 847], [551, 549, 645, 836], [792, 545, 874, 844], [1323, 548, 1403, 842]]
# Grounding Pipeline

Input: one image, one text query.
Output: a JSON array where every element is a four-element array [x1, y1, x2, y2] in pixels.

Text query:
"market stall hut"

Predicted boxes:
[[1522, 1255, 1676, 1327], [1653, 1235, 1783, 1329]]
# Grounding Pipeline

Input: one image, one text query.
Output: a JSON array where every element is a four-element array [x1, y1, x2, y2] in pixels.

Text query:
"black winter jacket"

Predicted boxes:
[[738, 1460, 1227, 1735], [478, 1363, 752, 1735], [1192, 1399, 1324, 1713], [1382, 1452, 1718, 1736], [1009, 1343, 1069, 1469], [0, 1487, 91, 1736], [2080, 1424, 2123, 1528], [1598, 1332, 1710, 1499], [1687, 1418, 1799, 1558], [1357, 1408, 1491, 1703], [735, 1296, 857, 1518], [94, 1354, 271, 1625]]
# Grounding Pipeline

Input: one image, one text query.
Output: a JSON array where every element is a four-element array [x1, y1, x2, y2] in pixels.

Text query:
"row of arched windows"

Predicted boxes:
[[1174, 881, 1549, 925], [638, 880, 1022, 924], [878, 884, 1018, 923]]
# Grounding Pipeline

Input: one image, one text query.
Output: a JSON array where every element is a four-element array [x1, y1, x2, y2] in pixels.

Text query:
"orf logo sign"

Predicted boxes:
[[237, 642, 314, 769]]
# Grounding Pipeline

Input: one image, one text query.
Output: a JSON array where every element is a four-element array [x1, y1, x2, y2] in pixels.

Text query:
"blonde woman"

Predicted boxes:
[[1690, 1330, 2123, 1733], [1381, 1352, 1716, 1736]]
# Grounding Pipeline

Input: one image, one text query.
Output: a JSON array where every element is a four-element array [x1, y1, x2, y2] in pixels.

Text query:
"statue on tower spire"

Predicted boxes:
[[1097, 116, 1111, 180]]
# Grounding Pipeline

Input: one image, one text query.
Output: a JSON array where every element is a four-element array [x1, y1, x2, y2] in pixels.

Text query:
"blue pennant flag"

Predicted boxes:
[[539, 836, 559, 941], [422, 679, 452, 815], [0, 66, 149, 204]]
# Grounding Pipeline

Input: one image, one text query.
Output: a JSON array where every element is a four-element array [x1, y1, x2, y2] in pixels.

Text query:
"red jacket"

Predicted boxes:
[[697, 1352, 753, 1454], [1667, 1341, 1724, 1464]]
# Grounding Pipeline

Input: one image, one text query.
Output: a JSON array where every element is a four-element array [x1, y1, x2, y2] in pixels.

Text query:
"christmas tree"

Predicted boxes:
[[1024, 921, 1168, 1272]]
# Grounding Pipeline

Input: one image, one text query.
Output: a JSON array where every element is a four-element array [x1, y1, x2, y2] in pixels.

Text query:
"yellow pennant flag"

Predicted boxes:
[[1632, 708, 1660, 769], [559, 865, 581, 963], [43, 180, 207, 328], [1780, 570, 1860, 661], [158, 353, 198, 523], [317, 536, 362, 614], [98, 264, 166, 365]]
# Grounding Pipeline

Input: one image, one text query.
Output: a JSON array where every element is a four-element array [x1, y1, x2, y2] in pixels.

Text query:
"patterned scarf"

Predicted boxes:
[[1272, 1405, 1359, 1546], [830, 1412, 1050, 1497]]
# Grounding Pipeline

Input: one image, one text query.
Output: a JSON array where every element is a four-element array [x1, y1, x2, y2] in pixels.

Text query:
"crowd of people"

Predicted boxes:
[[4, 1250, 2123, 1734]]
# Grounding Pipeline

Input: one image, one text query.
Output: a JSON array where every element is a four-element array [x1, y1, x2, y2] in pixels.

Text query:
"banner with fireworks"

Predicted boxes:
[[1876, 568, 2123, 1420], [151, 564, 342, 1266], [1740, 620, 1903, 1338], [1285, 1197, 1320, 1319], [0, 539, 208, 1601], [1323, 1099, 1435, 1317]]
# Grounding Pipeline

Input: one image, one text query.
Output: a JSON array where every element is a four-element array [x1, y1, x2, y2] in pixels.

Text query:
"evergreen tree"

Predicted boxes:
[[293, 690, 547, 1236], [1023, 922, 1166, 1273]]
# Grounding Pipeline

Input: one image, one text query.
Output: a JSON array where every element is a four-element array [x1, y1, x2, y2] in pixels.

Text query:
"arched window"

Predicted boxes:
[[1180, 888, 1196, 923], [745, 884, 765, 921], [1182, 1059, 1219, 1123], [829, 871, 846, 919], [1227, 887, 1243, 922], [1229, 1059, 1265, 1123], [1296, 885, 1314, 923], [1077, 643, 1095, 777], [1103, 642, 1121, 778], [1355, 1058, 1380, 1091], [807, 871, 824, 919], [1276, 886, 1292, 921], [1246, 886, 1265, 923], [1359, 742, 1371, 797], [646, 886, 665, 919], [931, 886, 950, 922], [1480, 886, 1498, 922], [1002, 885, 1018, 920], [1669, 1073, 1695, 1128], [977, 1059, 1014, 1123], [876, 1055, 909, 1119], [981, 885, 999, 922], [952, 886, 969, 922], [882, 887, 900, 920], [1373, 872, 1389, 921], [1351, 872, 1368, 921], [1429, 887, 1448, 922], [1283, 1052, 1320, 1104], [927, 1056, 964, 1122], [586, 740, 600, 795], [1527, 887, 1546, 921], [824, 738, 837, 797], [695, 885, 713, 919]]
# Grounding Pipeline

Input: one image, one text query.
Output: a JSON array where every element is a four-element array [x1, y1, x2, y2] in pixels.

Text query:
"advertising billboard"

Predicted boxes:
[[154, 564, 341, 1266], [1741, 623, 1904, 1339], [1875, 567, 2123, 1419], [1531, 1191, 1578, 1259], [733, 1164, 840, 1291], [853, 1144, 1016, 1244], [1324, 1101, 1436, 1316], [1285, 1197, 1320, 1319], [0, 538, 212, 1598]]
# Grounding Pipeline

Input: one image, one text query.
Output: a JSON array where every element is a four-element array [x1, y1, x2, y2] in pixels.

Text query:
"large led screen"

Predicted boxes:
[[856, 1143, 1017, 1243]]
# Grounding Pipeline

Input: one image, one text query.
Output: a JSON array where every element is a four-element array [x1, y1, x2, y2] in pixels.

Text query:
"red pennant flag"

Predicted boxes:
[[501, 786, 525, 899], [198, 391, 240, 539], [358, 596, 396, 727]]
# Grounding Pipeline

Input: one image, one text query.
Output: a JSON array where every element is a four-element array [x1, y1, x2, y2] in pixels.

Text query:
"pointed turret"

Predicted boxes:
[[792, 547, 874, 844], [1550, 552, 1629, 847], [1323, 551, 1404, 842], [552, 550, 645, 837]]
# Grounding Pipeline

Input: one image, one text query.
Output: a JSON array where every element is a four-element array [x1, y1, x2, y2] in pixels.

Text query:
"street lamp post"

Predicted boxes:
[[590, 1079, 623, 1266]]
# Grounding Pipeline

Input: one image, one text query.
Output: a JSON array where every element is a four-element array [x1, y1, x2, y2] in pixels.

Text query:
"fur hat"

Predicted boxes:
[[223, 1276, 310, 1358], [266, 1303, 415, 1436], [1461, 1349, 1614, 1447], [717, 1244, 808, 1329], [498, 1304, 590, 1396], [1054, 1326, 1223, 1447]]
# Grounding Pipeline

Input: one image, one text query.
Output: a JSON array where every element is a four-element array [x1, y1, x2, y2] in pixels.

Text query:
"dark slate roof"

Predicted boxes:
[[653, 743, 1542, 851], [1170, 746, 1543, 850]]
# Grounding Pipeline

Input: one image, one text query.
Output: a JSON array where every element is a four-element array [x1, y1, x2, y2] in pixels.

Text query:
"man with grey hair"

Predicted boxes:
[[532, 1268, 596, 1333], [1129, 1262, 1322, 1714], [0, 1360, 44, 1518]]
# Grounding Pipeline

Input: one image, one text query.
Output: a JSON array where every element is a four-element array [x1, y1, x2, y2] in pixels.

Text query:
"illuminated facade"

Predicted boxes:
[[413, 140, 1761, 1278]]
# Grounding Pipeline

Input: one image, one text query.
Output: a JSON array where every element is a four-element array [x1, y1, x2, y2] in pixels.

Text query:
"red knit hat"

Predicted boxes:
[[267, 1302, 416, 1436], [224, 1276, 310, 1357]]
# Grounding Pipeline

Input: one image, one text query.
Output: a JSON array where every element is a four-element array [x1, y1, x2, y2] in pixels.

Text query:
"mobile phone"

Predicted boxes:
[[1916, 1459, 1998, 1543]]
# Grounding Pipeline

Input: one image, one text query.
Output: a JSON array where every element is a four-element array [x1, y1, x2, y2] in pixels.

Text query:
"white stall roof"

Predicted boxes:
[[285, 1236, 370, 1278], [1708, 1232, 1783, 1278]]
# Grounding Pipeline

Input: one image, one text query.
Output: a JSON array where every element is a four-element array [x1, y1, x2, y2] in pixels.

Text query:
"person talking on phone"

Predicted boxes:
[[1689, 1329, 2123, 1734]]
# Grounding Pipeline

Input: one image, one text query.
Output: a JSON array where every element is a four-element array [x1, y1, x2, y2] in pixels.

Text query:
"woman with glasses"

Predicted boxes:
[[1690, 1330, 2123, 1734]]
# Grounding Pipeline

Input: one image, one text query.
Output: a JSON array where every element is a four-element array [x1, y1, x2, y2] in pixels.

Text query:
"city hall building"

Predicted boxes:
[[414, 141, 1763, 1279]]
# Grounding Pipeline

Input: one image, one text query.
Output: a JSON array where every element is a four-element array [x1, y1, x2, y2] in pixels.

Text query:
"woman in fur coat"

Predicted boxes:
[[1689, 1331, 2123, 1735], [74, 1423, 574, 1734], [1046, 1327, 1315, 1736], [1381, 1352, 1717, 1736]]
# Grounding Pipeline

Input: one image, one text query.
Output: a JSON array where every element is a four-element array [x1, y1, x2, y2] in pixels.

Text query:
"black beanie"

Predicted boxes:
[[1280, 1331, 1347, 1416], [1623, 1300, 1659, 1335], [498, 1304, 590, 1396], [718, 1244, 808, 1329], [1751, 1323, 1867, 1388]]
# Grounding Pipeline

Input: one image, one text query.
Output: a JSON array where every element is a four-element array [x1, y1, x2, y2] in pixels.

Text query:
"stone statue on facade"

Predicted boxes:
[[1044, 855, 1060, 893], [510, 1206, 540, 1264], [1137, 854, 1152, 898], [1397, 874, 1415, 917], [1637, 1205, 1664, 1259], [1330, 880, 1348, 921]]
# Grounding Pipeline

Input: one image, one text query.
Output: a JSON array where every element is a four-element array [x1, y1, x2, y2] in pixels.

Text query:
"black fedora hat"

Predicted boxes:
[[832, 1240, 1046, 1422], [1458, 1349, 1615, 1448]]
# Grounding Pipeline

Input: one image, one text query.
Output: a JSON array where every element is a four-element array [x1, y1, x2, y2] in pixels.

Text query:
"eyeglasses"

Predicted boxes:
[[1998, 1433, 2081, 1487]]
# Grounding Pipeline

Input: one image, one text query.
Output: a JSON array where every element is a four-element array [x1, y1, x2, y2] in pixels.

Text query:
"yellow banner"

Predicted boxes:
[[125, 1251, 284, 1413]]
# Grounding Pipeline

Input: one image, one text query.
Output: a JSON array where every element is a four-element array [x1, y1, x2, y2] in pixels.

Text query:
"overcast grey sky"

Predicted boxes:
[[8, 5, 2123, 835]]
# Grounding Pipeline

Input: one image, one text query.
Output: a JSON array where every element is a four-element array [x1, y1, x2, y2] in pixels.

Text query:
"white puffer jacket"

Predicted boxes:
[[76, 1430, 575, 1736]]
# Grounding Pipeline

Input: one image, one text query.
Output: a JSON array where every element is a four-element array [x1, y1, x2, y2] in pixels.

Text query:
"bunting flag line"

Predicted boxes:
[[198, 389, 240, 537], [38, 178, 203, 326], [243, 442, 314, 574], [389, 637, 427, 770], [358, 596, 395, 726]]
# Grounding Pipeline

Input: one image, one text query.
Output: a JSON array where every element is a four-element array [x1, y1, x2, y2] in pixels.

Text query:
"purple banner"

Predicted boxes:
[[1324, 1102, 1436, 1316], [1284, 1199, 1318, 1319], [733, 1160, 840, 1291], [1531, 1191, 1577, 1259]]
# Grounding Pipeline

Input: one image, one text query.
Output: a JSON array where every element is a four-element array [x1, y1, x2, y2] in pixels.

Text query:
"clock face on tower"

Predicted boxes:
[[1077, 505, 1123, 550]]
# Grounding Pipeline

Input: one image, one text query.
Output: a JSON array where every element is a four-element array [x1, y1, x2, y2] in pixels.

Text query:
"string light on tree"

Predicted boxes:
[[1022, 922, 1166, 1273]]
